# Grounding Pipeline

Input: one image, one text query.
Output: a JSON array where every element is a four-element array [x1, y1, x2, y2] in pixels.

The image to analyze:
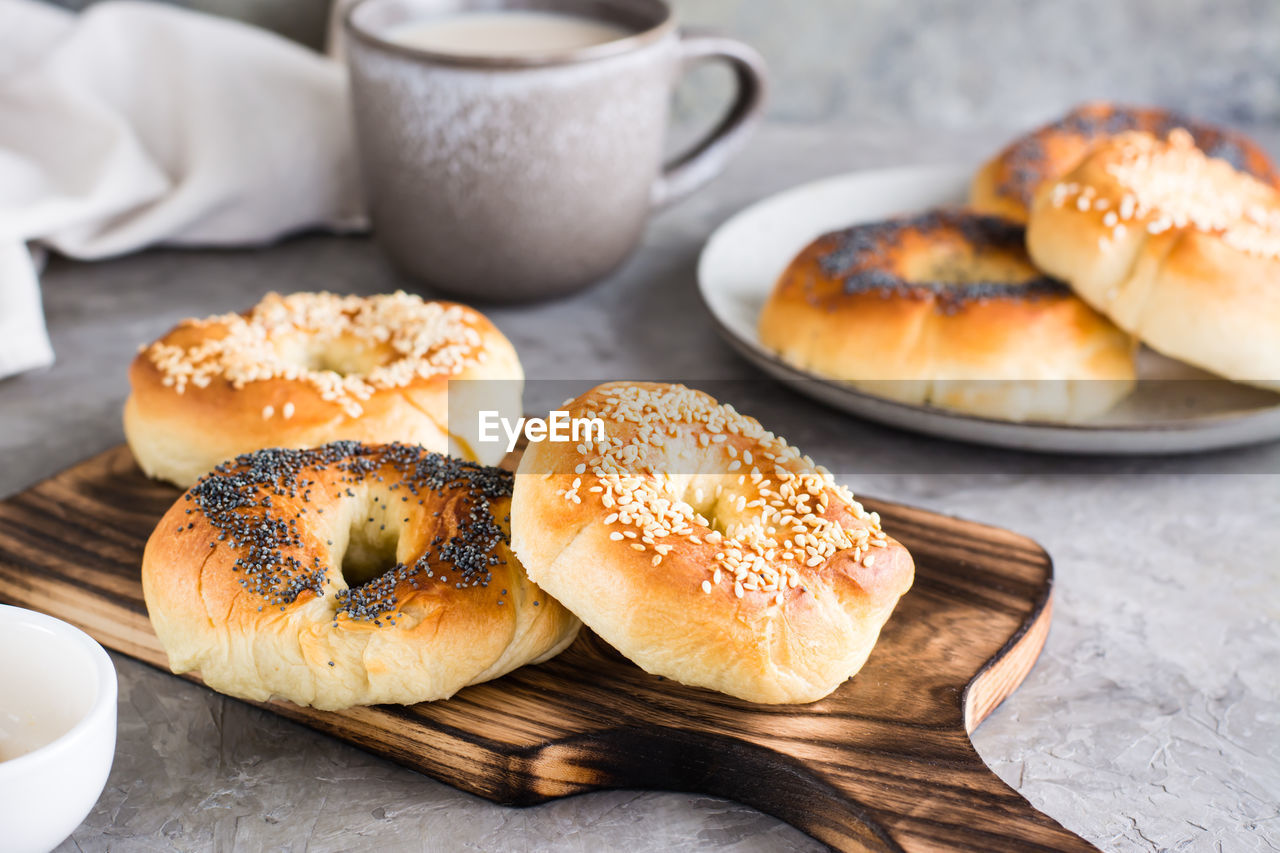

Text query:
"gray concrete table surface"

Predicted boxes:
[[3, 124, 1278, 852]]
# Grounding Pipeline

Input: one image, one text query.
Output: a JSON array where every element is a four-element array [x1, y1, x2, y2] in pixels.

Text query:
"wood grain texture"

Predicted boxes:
[[0, 445, 1095, 852]]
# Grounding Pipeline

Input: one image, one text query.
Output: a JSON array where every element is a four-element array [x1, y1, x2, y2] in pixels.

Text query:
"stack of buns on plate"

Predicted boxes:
[[759, 102, 1280, 422]]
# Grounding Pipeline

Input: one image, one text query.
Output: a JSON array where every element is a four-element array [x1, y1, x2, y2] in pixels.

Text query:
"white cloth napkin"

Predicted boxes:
[[0, 0, 366, 379]]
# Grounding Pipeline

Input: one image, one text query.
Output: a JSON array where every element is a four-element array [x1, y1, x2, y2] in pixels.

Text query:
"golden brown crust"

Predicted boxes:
[[511, 382, 914, 704], [758, 210, 1136, 422], [1026, 131, 1280, 389], [124, 292, 524, 487], [972, 102, 1280, 223], [142, 442, 579, 710]]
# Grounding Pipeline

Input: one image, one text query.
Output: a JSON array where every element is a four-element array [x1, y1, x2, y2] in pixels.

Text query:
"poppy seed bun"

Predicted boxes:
[[759, 211, 1136, 422], [972, 102, 1279, 223], [142, 442, 580, 710]]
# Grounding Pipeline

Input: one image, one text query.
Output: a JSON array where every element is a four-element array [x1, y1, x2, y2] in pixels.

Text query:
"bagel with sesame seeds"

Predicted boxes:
[[141, 441, 580, 710], [125, 291, 524, 488], [510, 382, 914, 705], [1027, 130, 1280, 390], [758, 210, 1137, 422], [971, 102, 1279, 223]]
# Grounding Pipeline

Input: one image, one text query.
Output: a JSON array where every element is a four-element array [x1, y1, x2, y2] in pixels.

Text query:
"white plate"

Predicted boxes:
[[697, 164, 1280, 454]]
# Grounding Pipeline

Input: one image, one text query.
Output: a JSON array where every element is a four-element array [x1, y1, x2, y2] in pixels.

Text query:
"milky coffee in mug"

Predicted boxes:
[[386, 11, 631, 56], [344, 0, 766, 301]]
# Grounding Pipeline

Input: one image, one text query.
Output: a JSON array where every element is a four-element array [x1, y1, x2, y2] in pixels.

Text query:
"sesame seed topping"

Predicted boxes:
[[141, 292, 494, 416], [556, 383, 883, 599], [1050, 130, 1280, 259]]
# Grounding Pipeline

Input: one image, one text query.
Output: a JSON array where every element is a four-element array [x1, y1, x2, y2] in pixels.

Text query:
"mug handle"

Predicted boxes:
[[651, 31, 768, 209]]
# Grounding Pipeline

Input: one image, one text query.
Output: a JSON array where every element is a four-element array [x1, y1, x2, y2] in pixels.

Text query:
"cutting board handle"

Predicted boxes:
[[749, 734, 1098, 852], [516, 595, 1097, 852], [527, 722, 1094, 852]]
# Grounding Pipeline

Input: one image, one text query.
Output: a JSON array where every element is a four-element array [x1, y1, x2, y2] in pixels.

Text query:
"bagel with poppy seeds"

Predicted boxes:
[[125, 291, 523, 488], [511, 382, 914, 705], [141, 441, 580, 710], [759, 210, 1136, 422], [1027, 130, 1280, 390], [971, 102, 1280, 223]]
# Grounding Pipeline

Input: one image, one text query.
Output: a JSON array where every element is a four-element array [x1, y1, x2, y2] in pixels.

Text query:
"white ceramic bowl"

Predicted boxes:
[[0, 605, 117, 853]]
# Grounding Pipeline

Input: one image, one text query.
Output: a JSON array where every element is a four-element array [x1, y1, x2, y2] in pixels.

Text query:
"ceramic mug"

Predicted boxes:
[[344, 0, 767, 301]]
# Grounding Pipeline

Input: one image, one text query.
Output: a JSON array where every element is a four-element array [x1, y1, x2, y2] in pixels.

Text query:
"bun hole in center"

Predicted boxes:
[[281, 336, 395, 377], [674, 473, 741, 537], [341, 514, 401, 588], [908, 243, 1033, 285]]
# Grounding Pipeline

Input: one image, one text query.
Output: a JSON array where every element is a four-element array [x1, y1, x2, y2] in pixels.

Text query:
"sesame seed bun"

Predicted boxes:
[[142, 443, 580, 711], [758, 211, 1137, 422], [971, 102, 1280, 224], [1026, 131, 1280, 390], [510, 382, 914, 705], [124, 292, 524, 488]]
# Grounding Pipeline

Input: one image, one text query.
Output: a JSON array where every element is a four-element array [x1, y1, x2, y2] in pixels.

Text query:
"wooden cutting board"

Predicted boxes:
[[0, 445, 1095, 852]]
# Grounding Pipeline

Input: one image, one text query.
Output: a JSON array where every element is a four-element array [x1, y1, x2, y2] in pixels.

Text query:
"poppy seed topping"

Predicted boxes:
[[181, 441, 513, 623]]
